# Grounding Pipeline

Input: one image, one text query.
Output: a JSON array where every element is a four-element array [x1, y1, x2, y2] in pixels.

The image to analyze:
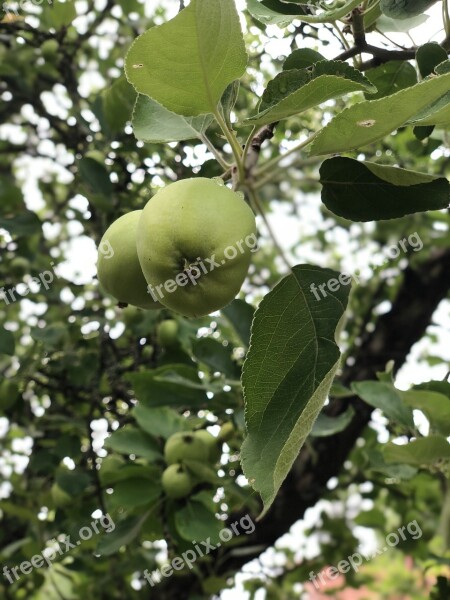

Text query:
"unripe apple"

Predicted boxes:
[[164, 431, 209, 465], [41, 39, 59, 60], [97, 211, 161, 310], [194, 429, 221, 463], [218, 422, 234, 442], [10, 257, 30, 277], [162, 464, 193, 499], [156, 319, 178, 347], [137, 178, 257, 317]]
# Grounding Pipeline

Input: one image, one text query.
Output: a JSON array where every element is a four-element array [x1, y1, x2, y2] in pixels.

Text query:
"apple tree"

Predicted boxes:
[[1, 0, 450, 598]]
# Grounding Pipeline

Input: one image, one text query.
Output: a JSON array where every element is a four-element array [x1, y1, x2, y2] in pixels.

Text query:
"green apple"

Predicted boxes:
[[97, 211, 161, 310], [157, 319, 178, 347], [164, 431, 209, 465], [41, 39, 59, 60], [137, 178, 257, 317], [162, 464, 193, 499], [194, 429, 221, 463], [218, 422, 235, 442], [10, 257, 30, 277]]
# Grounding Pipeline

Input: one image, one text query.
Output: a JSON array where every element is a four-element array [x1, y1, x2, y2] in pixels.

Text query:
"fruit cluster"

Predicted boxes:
[[97, 178, 257, 318], [161, 430, 222, 499]]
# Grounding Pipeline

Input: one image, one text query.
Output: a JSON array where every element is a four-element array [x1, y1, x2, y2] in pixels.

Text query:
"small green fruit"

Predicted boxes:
[[41, 39, 59, 60], [157, 319, 178, 347], [97, 211, 161, 310], [218, 422, 234, 443], [122, 306, 144, 327], [137, 178, 257, 317], [164, 431, 209, 465], [10, 257, 30, 277], [51, 483, 72, 508], [194, 429, 221, 463], [162, 464, 193, 499]]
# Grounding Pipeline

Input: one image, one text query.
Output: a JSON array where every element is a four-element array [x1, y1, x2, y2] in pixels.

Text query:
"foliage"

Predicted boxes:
[[0, 0, 450, 598]]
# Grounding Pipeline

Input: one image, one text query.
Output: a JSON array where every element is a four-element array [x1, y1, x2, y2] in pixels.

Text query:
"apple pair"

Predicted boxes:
[[97, 178, 257, 318], [162, 430, 221, 499]]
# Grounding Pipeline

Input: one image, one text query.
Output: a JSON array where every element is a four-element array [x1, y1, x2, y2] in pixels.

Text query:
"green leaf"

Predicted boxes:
[[175, 500, 222, 544], [366, 449, 418, 479], [0, 211, 41, 237], [78, 157, 113, 196], [246, 0, 363, 25], [221, 299, 255, 348], [319, 157, 449, 221], [125, 0, 247, 116], [416, 43, 448, 78], [192, 338, 239, 378], [97, 512, 150, 556], [407, 91, 450, 128], [351, 381, 414, 428], [380, 0, 440, 20], [132, 405, 188, 439], [246, 61, 376, 126], [101, 77, 136, 134], [55, 470, 91, 496], [41, 1, 77, 28], [364, 61, 417, 100], [311, 71, 450, 155], [104, 426, 162, 461], [400, 390, 450, 436], [241, 264, 350, 517], [383, 435, 450, 466], [127, 365, 208, 408], [132, 95, 213, 143], [0, 328, 15, 356], [246, 0, 307, 26], [110, 477, 162, 509], [283, 48, 326, 70], [310, 405, 355, 437]]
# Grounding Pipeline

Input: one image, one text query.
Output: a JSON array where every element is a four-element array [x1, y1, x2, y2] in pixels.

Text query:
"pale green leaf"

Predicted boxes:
[[311, 71, 450, 155], [383, 435, 450, 466], [400, 390, 450, 436], [247, 61, 376, 126], [246, 0, 363, 25], [125, 0, 247, 116], [132, 95, 213, 143], [351, 381, 414, 428]]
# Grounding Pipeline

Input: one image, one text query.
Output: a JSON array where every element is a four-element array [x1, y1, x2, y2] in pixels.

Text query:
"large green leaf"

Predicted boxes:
[[380, 0, 440, 19], [246, 61, 376, 126], [364, 61, 417, 100], [311, 71, 450, 155], [125, 0, 247, 116], [320, 157, 449, 221], [241, 265, 350, 517], [351, 381, 414, 428], [400, 390, 450, 436], [0, 328, 15, 356], [383, 435, 450, 466], [110, 477, 162, 509], [246, 0, 363, 25], [132, 405, 189, 439], [104, 426, 162, 461], [96, 512, 150, 556], [416, 43, 448, 78], [132, 95, 213, 143], [126, 365, 207, 407], [101, 77, 136, 134], [175, 500, 222, 544], [283, 48, 326, 70], [0, 211, 41, 237]]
